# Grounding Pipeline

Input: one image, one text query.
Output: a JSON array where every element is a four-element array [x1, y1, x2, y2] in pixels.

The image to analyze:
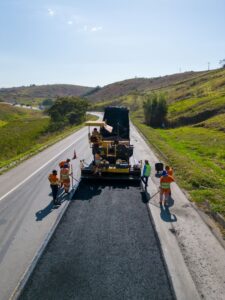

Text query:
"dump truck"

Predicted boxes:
[[81, 106, 142, 181]]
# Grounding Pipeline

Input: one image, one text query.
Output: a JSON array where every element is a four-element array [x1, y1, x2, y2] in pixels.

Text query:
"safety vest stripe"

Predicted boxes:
[[161, 182, 170, 189]]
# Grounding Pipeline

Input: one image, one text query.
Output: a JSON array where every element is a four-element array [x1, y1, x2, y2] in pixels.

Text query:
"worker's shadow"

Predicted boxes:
[[56, 188, 70, 204], [35, 189, 68, 221], [36, 201, 55, 221], [160, 204, 177, 223]]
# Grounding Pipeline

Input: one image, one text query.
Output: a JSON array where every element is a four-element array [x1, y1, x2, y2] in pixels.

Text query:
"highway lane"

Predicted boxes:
[[20, 182, 174, 300], [0, 127, 87, 201], [0, 126, 92, 300]]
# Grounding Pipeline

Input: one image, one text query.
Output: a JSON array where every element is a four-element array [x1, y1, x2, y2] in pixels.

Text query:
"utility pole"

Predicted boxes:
[[208, 62, 210, 71]]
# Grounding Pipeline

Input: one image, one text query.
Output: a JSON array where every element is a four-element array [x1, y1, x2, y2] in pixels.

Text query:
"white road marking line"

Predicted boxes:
[[0, 131, 86, 202]]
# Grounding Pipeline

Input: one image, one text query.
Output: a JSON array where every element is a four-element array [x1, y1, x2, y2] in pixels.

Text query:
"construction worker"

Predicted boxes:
[[92, 128, 101, 138], [48, 170, 60, 205], [59, 158, 71, 169], [60, 163, 71, 193], [160, 170, 174, 205], [165, 165, 174, 178], [94, 151, 102, 175], [59, 159, 71, 186], [141, 160, 151, 189], [165, 165, 174, 196]]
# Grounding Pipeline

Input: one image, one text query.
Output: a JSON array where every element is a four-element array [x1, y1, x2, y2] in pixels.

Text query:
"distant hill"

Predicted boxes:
[[90, 68, 225, 129], [0, 84, 94, 105], [0, 72, 206, 106], [86, 71, 205, 102]]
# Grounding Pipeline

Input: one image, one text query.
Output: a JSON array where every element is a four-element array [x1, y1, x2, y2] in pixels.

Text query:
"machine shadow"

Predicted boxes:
[[72, 180, 141, 202]]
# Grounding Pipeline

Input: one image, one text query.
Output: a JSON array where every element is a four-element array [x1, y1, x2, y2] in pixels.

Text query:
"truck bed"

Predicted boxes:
[[20, 182, 174, 300]]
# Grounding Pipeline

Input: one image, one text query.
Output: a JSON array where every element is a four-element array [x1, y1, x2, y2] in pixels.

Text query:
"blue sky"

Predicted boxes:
[[0, 0, 225, 88]]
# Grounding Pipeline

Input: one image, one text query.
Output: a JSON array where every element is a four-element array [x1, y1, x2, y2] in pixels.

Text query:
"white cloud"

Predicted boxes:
[[67, 20, 73, 25], [48, 8, 55, 16], [91, 26, 103, 32]]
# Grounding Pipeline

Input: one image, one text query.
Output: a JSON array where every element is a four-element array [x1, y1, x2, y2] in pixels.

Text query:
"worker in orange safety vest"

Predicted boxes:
[[48, 170, 60, 205], [59, 158, 71, 169], [160, 170, 174, 206], [60, 163, 71, 193], [59, 158, 71, 186], [165, 165, 174, 196]]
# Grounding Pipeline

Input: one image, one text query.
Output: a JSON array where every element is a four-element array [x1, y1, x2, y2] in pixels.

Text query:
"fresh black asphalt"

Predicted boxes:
[[20, 181, 174, 300]]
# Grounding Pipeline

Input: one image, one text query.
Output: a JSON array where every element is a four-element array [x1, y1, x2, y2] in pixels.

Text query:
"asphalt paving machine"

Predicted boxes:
[[81, 106, 142, 181]]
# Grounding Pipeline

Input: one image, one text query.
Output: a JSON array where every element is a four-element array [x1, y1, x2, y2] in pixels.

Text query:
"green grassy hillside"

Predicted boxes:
[[0, 103, 93, 171], [0, 103, 50, 168], [87, 71, 205, 102]]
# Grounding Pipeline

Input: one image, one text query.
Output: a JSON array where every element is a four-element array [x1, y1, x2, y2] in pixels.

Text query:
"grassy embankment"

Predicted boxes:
[[0, 103, 95, 172], [131, 68, 225, 217]]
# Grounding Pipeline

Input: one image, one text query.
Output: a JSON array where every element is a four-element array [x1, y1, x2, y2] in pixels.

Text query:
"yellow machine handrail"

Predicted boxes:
[[85, 121, 106, 127]]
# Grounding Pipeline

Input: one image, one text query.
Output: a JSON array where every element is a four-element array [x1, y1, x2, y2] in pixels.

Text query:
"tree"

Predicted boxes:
[[155, 95, 168, 127], [42, 98, 54, 107], [143, 93, 168, 128], [219, 59, 225, 68], [48, 96, 89, 127]]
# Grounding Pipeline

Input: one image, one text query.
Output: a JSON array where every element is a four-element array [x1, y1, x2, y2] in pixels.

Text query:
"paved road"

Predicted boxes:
[[20, 181, 174, 300], [0, 127, 92, 300]]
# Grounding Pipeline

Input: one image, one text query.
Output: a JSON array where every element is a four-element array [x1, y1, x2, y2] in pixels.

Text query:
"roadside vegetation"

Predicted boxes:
[[0, 98, 91, 172]]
